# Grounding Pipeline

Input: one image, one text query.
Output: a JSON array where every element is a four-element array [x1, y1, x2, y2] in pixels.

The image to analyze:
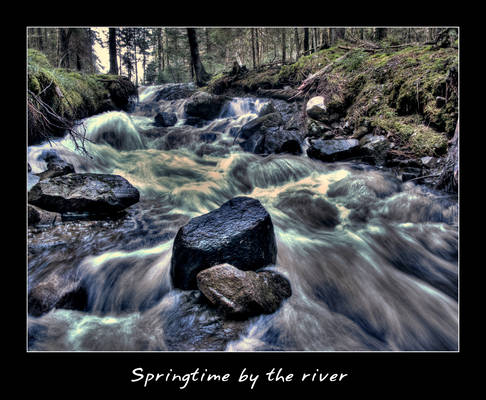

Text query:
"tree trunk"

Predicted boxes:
[[294, 28, 300, 60], [281, 29, 286, 63], [374, 28, 386, 41], [108, 28, 118, 75], [187, 28, 210, 86], [59, 28, 72, 68], [256, 29, 260, 65], [251, 28, 257, 69], [303, 28, 310, 55], [134, 45, 138, 85], [37, 28, 44, 50], [330, 28, 345, 45]]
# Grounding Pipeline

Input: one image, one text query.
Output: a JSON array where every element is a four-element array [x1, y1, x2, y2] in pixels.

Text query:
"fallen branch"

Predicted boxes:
[[405, 174, 440, 182], [292, 53, 348, 98]]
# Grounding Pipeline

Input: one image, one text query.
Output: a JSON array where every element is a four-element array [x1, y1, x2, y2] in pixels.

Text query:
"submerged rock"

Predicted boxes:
[[170, 196, 277, 290], [28, 271, 88, 317], [307, 138, 360, 162], [196, 263, 291, 318], [28, 173, 140, 215], [36, 154, 75, 181], [154, 111, 177, 127]]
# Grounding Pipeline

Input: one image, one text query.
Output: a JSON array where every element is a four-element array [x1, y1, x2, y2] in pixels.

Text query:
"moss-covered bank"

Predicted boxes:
[[207, 44, 458, 159], [28, 49, 137, 145]]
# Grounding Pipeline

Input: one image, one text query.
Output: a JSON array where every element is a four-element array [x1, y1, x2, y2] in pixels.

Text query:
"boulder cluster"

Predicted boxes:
[[170, 196, 291, 318]]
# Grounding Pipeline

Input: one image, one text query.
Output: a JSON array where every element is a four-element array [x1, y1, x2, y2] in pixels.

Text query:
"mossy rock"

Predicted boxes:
[[28, 49, 137, 145]]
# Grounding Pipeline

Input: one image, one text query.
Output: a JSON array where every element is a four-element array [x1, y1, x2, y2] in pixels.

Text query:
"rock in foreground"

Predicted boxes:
[[171, 196, 277, 290], [197, 263, 291, 318], [28, 173, 140, 215]]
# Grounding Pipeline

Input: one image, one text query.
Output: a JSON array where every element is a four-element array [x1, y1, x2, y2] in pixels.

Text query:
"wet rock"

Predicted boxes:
[[37, 157, 75, 181], [103, 76, 138, 111], [351, 125, 370, 139], [401, 167, 422, 182], [28, 173, 140, 215], [307, 138, 361, 162], [154, 111, 177, 127], [359, 134, 391, 166], [196, 263, 291, 318], [238, 112, 283, 140], [28, 271, 88, 317], [185, 92, 227, 120], [306, 118, 332, 137], [155, 83, 196, 101], [242, 129, 302, 155], [28, 204, 60, 226], [170, 196, 277, 290], [160, 290, 249, 351], [276, 190, 340, 229], [28, 205, 41, 225], [258, 101, 277, 117]]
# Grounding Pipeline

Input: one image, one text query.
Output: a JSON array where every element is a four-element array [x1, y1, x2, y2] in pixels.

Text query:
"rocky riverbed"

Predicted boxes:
[[27, 83, 458, 351]]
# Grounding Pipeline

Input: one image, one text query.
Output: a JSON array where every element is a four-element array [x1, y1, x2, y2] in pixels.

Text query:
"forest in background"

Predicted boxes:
[[27, 27, 458, 86]]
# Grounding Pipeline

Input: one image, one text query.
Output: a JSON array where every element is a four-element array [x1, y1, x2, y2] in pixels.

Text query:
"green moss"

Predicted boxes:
[[409, 127, 448, 156], [277, 46, 347, 86], [28, 49, 136, 144]]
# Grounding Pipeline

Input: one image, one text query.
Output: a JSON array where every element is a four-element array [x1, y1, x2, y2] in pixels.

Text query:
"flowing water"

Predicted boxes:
[[27, 84, 459, 352]]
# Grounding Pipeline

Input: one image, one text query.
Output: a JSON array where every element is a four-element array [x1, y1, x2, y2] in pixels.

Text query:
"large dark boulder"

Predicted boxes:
[[154, 111, 177, 127], [307, 138, 361, 162], [170, 197, 277, 290], [184, 92, 227, 120], [28, 173, 140, 215], [196, 263, 291, 318]]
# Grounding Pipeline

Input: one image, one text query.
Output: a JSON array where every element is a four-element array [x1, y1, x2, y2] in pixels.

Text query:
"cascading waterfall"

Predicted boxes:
[[27, 84, 458, 352]]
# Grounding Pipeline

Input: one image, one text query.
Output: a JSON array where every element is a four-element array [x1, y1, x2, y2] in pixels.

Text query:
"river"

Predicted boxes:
[[27, 84, 458, 351]]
